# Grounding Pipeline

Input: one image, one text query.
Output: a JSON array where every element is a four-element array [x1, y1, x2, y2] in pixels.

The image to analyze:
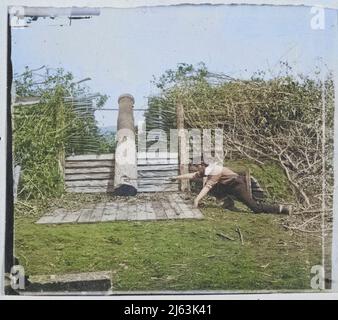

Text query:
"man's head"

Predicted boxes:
[[189, 162, 208, 176], [189, 161, 224, 177]]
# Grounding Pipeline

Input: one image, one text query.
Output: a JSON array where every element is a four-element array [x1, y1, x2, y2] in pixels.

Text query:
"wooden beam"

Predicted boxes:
[[66, 154, 114, 161], [66, 186, 114, 193], [137, 184, 179, 193], [137, 178, 178, 185], [137, 165, 178, 171], [65, 160, 114, 168], [13, 165, 21, 203], [12, 96, 41, 107], [176, 100, 190, 192], [65, 179, 114, 187], [65, 173, 114, 181], [65, 167, 113, 174]]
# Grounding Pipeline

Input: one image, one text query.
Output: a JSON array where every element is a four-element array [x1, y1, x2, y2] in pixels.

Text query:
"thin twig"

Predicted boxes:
[[236, 227, 244, 245], [216, 232, 235, 241]]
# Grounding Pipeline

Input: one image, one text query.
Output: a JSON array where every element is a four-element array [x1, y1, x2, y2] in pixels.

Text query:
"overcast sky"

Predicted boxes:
[[12, 4, 338, 127]]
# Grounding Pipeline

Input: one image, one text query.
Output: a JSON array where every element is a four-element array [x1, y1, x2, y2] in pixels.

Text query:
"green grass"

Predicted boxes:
[[15, 202, 321, 292], [225, 159, 294, 202]]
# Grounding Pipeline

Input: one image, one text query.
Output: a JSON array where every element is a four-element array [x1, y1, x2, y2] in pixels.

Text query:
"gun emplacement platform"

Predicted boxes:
[[36, 193, 203, 224]]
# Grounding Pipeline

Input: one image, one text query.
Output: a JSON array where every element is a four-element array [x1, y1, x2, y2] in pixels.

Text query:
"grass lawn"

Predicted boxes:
[[14, 196, 322, 292]]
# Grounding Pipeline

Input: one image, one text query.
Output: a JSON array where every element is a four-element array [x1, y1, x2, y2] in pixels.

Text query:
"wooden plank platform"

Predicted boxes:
[[36, 193, 203, 225]]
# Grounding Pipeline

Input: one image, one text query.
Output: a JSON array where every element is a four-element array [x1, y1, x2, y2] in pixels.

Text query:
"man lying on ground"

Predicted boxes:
[[172, 162, 291, 215]]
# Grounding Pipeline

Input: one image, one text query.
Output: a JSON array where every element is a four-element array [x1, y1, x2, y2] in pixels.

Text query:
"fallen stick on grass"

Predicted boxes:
[[236, 227, 244, 245], [216, 232, 235, 241]]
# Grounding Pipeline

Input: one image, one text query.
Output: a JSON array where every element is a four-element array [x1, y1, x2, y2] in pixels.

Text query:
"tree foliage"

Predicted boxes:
[[147, 63, 334, 221], [14, 67, 112, 200]]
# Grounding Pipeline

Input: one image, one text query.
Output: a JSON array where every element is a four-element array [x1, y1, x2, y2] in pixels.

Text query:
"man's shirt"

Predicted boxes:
[[195, 164, 238, 190]]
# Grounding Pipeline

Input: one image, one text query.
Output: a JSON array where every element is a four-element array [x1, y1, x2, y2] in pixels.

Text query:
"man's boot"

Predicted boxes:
[[223, 196, 241, 212], [279, 205, 292, 215]]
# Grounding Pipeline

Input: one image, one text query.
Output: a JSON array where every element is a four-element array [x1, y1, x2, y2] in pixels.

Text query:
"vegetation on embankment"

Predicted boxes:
[[225, 160, 294, 203], [146, 62, 333, 232], [13, 67, 113, 200]]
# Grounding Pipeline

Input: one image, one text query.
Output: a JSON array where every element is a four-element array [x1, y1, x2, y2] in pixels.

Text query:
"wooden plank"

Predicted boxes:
[[89, 206, 105, 222], [36, 209, 67, 224], [139, 170, 176, 176], [13, 165, 21, 204], [151, 201, 167, 220], [167, 194, 183, 216], [158, 200, 171, 219], [137, 187, 179, 193], [66, 154, 114, 161], [104, 202, 119, 209], [137, 184, 179, 193], [65, 173, 114, 181], [137, 152, 178, 159], [136, 212, 148, 221], [160, 199, 178, 219], [78, 208, 95, 223], [138, 178, 178, 185], [176, 101, 190, 192], [127, 204, 138, 221], [137, 165, 178, 171], [52, 213, 70, 224], [60, 211, 81, 224], [67, 185, 179, 193], [134, 203, 146, 217], [137, 159, 178, 165], [170, 194, 192, 218], [140, 202, 150, 220], [65, 160, 114, 168], [13, 96, 41, 106], [102, 211, 118, 222], [138, 178, 179, 188], [138, 170, 178, 179], [116, 208, 128, 220], [146, 202, 156, 220], [66, 187, 114, 193], [65, 167, 114, 174], [65, 180, 114, 187], [170, 194, 203, 219], [102, 204, 119, 221], [191, 209, 204, 219], [36, 215, 54, 224]]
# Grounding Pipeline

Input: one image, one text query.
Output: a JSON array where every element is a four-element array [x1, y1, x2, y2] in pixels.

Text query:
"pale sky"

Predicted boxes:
[[12, 4, 338, 127]]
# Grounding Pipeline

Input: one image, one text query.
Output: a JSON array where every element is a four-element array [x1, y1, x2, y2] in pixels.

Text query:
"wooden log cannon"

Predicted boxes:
[[113, 94, 138, 196]]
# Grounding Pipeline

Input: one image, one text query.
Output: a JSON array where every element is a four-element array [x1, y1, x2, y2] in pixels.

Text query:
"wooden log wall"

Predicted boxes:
[[137, 153, 179, 192], [65, 153, 179, 193], [65, 154, 115, 193]]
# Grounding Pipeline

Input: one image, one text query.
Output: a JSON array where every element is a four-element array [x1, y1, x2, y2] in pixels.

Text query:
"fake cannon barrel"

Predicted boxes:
[[113, 94, 138, 196]]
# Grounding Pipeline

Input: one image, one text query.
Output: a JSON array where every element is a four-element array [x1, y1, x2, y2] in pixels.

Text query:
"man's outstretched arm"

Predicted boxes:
[[193, 176, 219, 208], [172, 172, 198, 180]]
